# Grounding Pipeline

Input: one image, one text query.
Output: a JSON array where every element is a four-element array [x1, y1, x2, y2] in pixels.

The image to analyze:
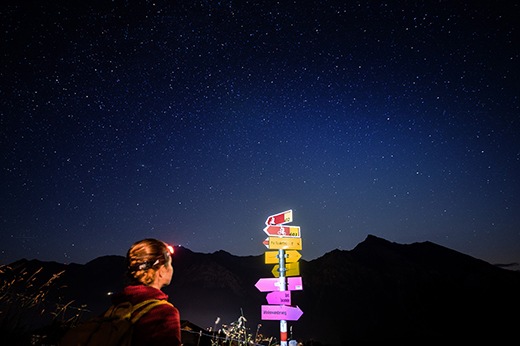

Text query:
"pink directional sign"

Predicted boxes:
[[261, 305, 303, 321], [255, 277, 303, 292], [266, 291, 291, 305], [287, 276, 303, 291], [255, 278, 282, 292]]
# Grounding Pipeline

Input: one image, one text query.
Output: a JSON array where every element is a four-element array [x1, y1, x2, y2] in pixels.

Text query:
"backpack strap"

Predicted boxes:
[[104, 299, 173, 323], [130, 299, 174, 324], [103, 302, 133, 319]]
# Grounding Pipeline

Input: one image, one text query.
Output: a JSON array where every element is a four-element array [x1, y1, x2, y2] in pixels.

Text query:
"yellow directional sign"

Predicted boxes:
[[272, 262, 300, 277], [267, 237, 302, 250], [265, 250, 302, 264]]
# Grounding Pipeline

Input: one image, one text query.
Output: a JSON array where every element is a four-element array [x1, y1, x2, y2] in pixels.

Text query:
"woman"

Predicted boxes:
[[111, 238, 182, 346]]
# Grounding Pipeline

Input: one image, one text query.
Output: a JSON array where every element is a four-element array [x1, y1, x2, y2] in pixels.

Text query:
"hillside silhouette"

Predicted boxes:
[[1, 235, 519, 345]]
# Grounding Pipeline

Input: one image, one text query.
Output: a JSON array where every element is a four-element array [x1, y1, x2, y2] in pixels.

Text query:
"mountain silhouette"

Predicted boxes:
[[1, 235, 519, 345]]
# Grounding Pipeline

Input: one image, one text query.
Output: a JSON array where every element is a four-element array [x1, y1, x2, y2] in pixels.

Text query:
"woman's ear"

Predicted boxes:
[[158, 265, 167, 278]]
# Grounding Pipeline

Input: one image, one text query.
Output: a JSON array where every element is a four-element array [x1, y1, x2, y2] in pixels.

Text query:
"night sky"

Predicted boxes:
[[1, 1, 519, 267]]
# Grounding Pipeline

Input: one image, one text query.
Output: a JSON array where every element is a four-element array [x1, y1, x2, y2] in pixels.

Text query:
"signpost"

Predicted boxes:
[[257, 209, 303, 346]]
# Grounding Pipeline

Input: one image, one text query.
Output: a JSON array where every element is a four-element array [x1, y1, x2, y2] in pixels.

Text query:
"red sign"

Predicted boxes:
[[265, 210, 293, 225], [263, 225, 301, 238]]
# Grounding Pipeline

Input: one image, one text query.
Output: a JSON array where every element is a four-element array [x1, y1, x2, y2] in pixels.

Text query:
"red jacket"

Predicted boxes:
[[112, 285, 182, 346]]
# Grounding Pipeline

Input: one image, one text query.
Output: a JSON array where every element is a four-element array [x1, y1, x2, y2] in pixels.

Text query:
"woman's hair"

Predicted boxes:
[[126, 238, 173, 285]]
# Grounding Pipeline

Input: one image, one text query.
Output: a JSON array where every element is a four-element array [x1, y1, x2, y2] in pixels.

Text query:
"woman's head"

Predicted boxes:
[[126, 238, 175, 288]]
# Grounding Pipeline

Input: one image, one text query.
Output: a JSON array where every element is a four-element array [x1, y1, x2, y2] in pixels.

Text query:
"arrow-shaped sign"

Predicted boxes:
[[265, 210, 293, 226], [266, 291, 291, 305], [267, 237, 302, 250], [255, 277, 303, 292], [287, 276, 303, 291], [263, 225, 301, 238], [261, 305, 303, 321], [255, 277, 283, 292], [272, 262, 300, 277], [264, 250, 302, 264]]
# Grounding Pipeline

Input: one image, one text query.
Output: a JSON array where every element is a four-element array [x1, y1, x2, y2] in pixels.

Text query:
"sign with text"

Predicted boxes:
[[272, 262, 300, 277], [267, 237, 302, 250], [255, 276, 303, 292], [265, 210, 293, 226], [258, 209, 304, 346], [265, 250, 301, 264], [261, 305, 303, 321], [266, 291, 291, 305], [287, 276, 303, 291], [263, 225, 301, 238], [255, 277, 284, 292]]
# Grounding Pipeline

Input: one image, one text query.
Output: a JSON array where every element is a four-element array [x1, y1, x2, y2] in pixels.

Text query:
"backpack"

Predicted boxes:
[[59, 299, 173, 346]]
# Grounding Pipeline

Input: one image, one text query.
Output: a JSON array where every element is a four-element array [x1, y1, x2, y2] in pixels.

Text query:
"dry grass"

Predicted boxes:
[[0, 263, 89, 345]]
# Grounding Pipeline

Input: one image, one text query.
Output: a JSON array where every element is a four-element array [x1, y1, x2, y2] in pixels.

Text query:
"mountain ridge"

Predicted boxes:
[[1, 235, 519, 345]]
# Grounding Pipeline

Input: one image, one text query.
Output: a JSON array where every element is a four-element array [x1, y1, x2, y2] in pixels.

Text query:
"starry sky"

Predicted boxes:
[[1, 1, 519, 266]]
